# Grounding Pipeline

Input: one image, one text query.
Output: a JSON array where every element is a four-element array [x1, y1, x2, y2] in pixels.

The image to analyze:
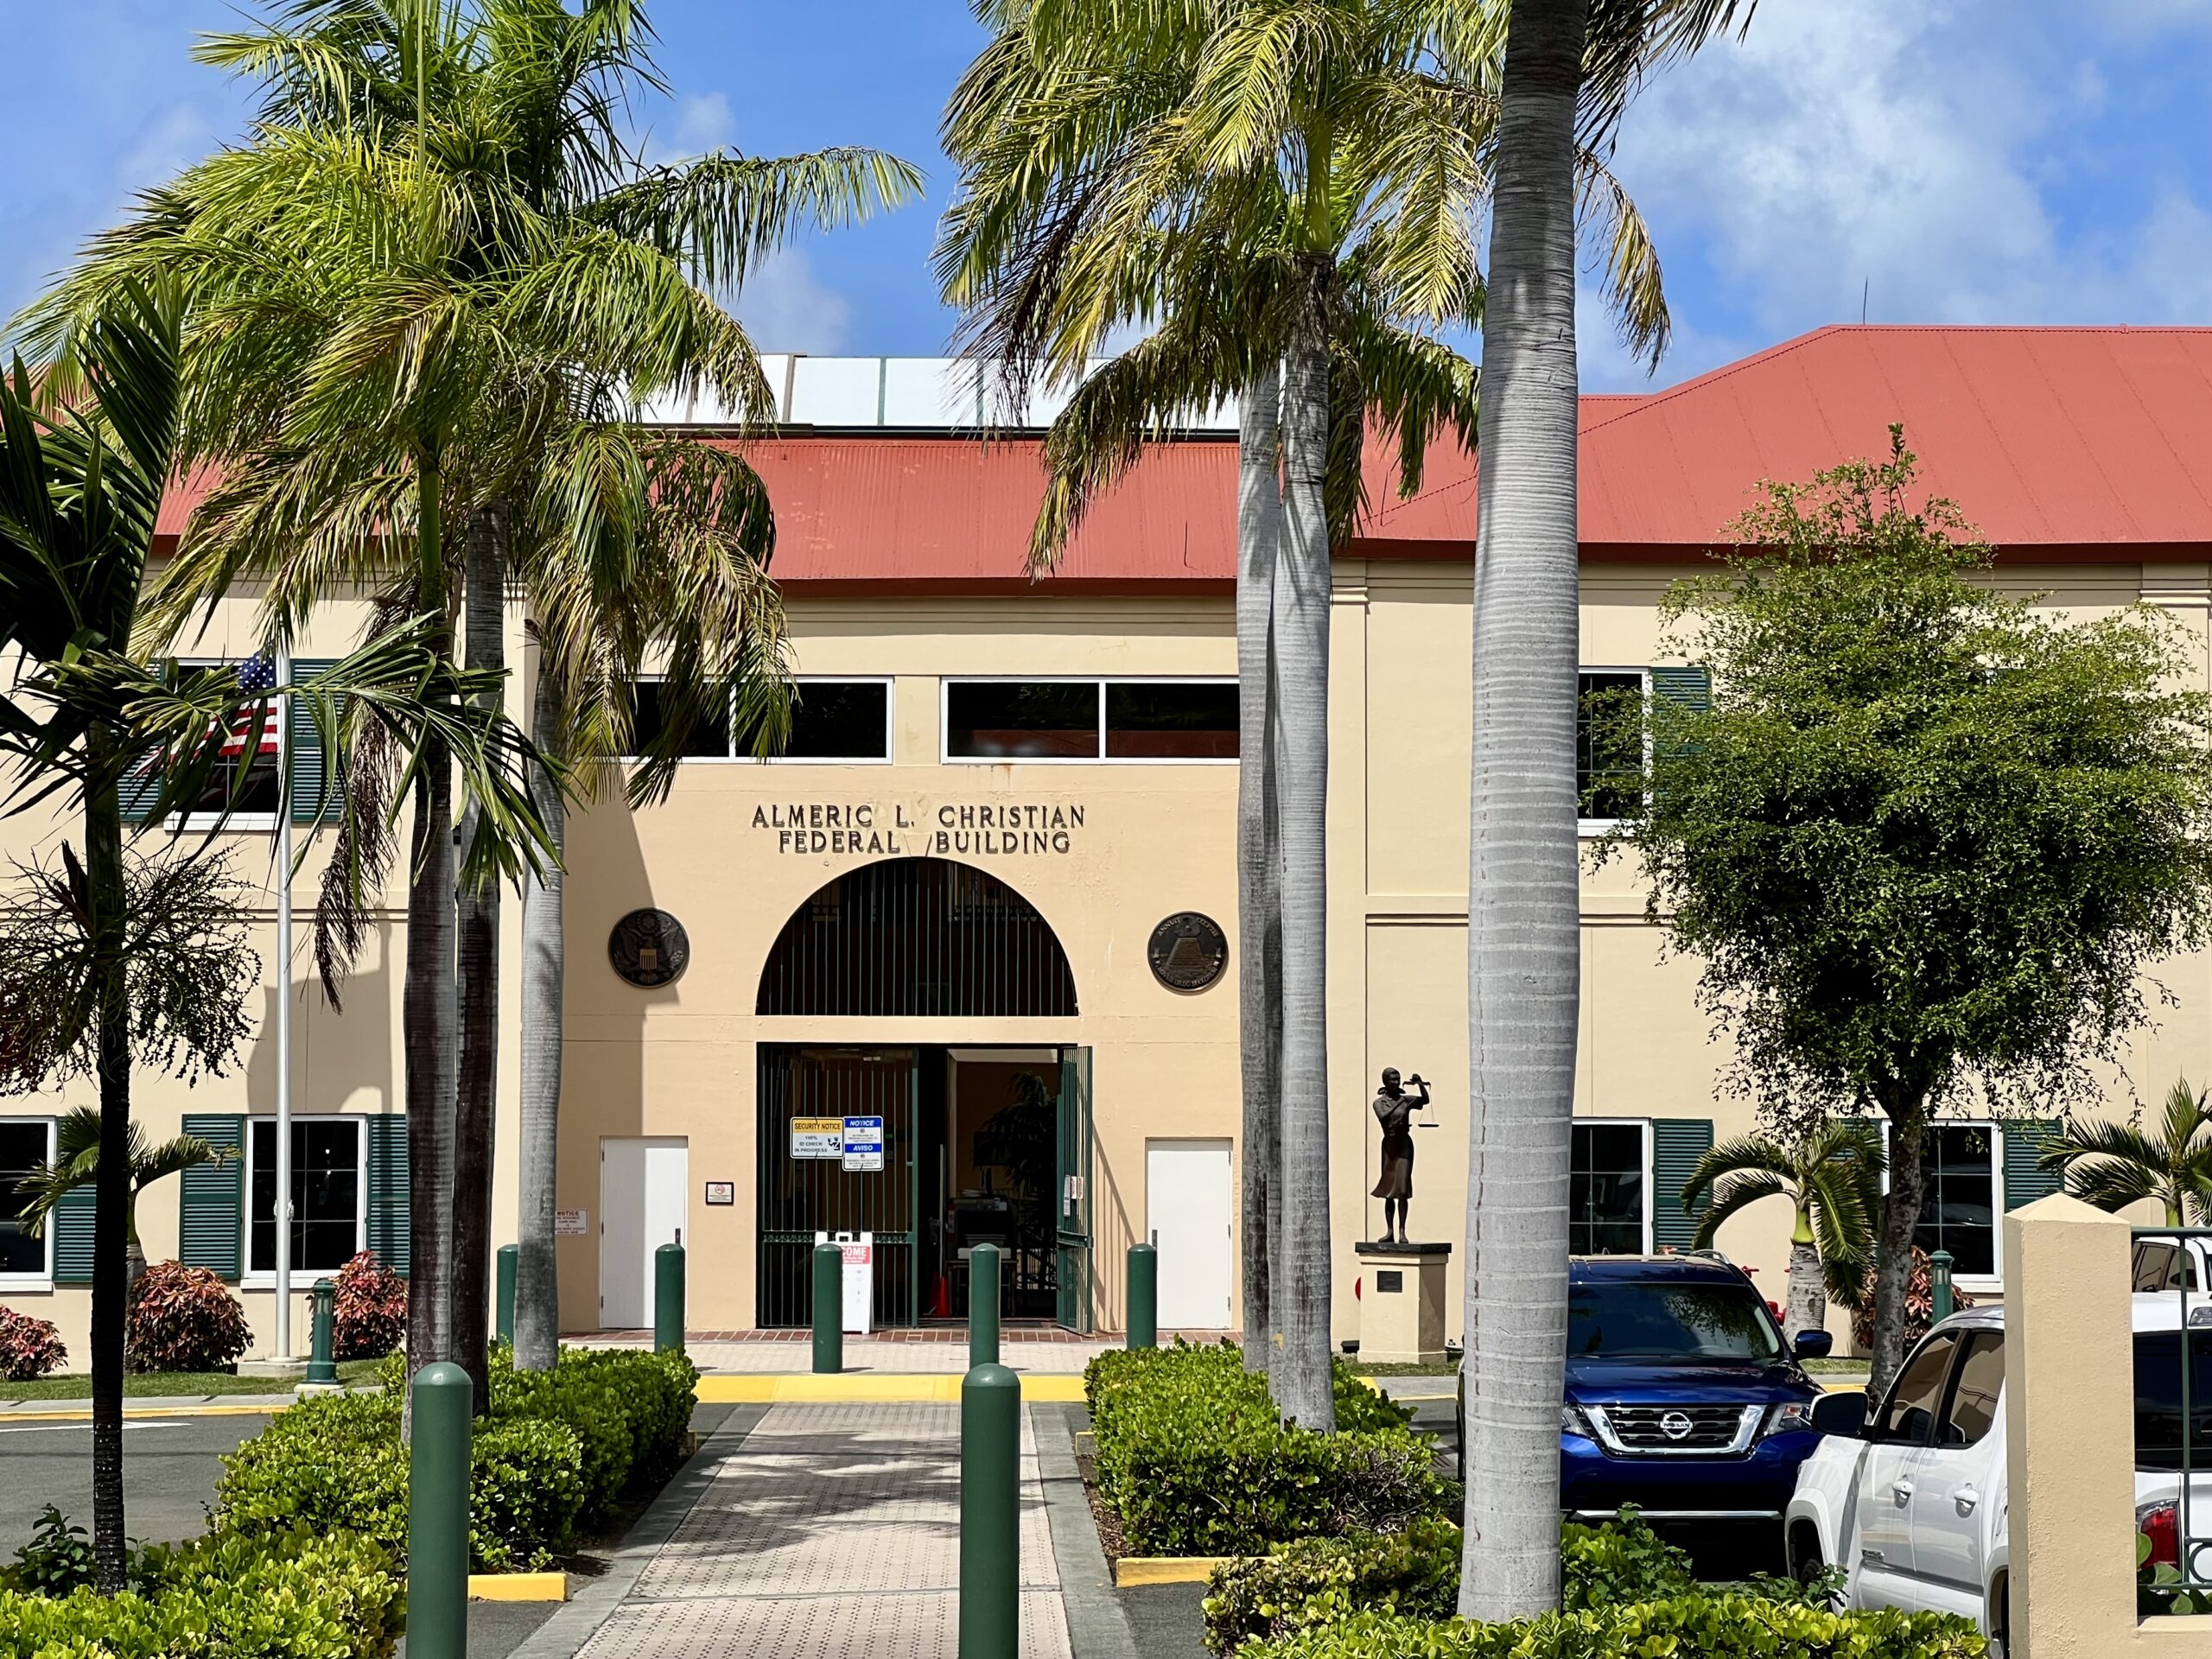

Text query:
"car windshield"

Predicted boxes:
[[1567, 1279, 1784, 1363]]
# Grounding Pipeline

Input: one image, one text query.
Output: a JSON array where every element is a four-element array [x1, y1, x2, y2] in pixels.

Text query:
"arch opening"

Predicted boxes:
[[753, 856, 1078, 1018]]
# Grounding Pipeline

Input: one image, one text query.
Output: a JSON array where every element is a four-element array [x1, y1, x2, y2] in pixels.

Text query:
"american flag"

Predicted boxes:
[[222, 654, 283, 758]]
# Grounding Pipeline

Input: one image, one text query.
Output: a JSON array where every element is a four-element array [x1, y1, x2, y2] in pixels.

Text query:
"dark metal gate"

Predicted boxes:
[[1056, 1048, 1094, 1332], [755, 1046, 920, 1328]]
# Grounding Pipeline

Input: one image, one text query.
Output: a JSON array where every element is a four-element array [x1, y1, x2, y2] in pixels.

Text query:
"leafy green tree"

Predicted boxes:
[[0, 281, 543, 1589], [1616, 429, 2212, 1403], [24, 0, 913, 1398], [2041, 1078, 2212, 1226], [15, 1109, 238, 1287], [1681, 1122, 1884, 1338]]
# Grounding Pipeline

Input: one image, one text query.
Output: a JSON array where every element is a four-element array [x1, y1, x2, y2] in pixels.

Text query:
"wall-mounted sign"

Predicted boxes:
[[608, 907, 690, 988], [1147, 911, 1229, 991], [703, 1181, 735, 1206], [555, 1209, 588, 1236], [842, 1115, 886, 1173], [751, 799, 1089, 858], [791, 1116, 843, 1159]]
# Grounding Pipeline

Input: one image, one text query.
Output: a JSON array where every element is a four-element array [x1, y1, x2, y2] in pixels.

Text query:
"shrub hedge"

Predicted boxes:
[[332, 1253, 406, 1362], [0, 1306, 67, 1382], [215, 1345, 695, 1572], [1232, 1599, 1984, 1659], [0, 1528, 401, 1659], [126, 1262, 251, 1374], [1084, 1342, 1446, 1556]]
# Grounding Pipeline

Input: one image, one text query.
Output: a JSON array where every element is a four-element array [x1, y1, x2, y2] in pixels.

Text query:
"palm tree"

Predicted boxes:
[[0, 280, 544, 1589], [16, 1109, 236, 1287], [2040, 1080, 2212, 1226], [1681, 1122, 1884, 1338], [25, 0, 913, 1395], [1458, 0, 1751, 1618]]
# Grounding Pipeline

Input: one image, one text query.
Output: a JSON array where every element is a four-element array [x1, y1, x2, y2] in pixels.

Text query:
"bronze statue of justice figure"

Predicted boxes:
[[1369, 1067, 1433, 1245]]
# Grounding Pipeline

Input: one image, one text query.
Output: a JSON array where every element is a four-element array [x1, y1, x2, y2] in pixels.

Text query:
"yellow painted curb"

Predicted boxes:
[[468, 1572, 567, 1602], [696, 1373, 1086, 1404], [1114, 1557, 1229, 1586], [0, 1402, 297, 1423]]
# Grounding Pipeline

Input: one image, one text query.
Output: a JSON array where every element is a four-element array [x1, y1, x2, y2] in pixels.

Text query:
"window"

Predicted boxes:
[[1577, 670, 1646, 823], [1570, 1122, 1648, 1255], [2133, 1330, 2212, 1471], [247, 1118, 365, 1277], [1567, 1277, 1782, 1363], [1939, 1330, 2004, 1446], [626, 677, 891, 762], [163, 658, 283, 824], [1916, 1125, 1997, 1277], [944, 679, 1238, 763], [0, 1119, 55, 1281], [1873, 1331, 1960, 1445]]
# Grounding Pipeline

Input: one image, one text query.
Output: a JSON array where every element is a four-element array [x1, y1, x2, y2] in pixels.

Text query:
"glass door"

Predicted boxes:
[[1054, 1047, 1094, 1332]]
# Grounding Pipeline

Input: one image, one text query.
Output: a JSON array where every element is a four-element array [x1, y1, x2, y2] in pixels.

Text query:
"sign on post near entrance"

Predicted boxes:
[[842, 1116, 886, 1173], [791, 1117, 843, 1159]]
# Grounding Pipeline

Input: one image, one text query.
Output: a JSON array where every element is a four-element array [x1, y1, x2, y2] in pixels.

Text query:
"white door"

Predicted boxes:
[[599, 1137, 688, 1329], [1146, 1139, 1232, 1331], [1854, 1329, 1962, 1612], [1910, 1329, 2005, 1621]]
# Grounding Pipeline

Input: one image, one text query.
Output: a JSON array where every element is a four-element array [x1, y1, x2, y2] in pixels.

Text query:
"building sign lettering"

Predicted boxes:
[[751, 800, 1087, 858]]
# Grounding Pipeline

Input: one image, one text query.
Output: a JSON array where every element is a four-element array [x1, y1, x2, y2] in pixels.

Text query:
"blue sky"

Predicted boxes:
[[4, 1, 2209, 393]]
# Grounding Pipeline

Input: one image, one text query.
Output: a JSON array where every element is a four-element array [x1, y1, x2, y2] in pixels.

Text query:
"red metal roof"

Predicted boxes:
[[152, 327, 2212, 583]]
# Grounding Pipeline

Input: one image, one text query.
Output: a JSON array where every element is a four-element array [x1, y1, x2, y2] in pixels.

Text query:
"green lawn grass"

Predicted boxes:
[[1802, 1357, 1872, 1375], [1, 1357, 385, 1400], [1346, 1359, 1459, 1376]]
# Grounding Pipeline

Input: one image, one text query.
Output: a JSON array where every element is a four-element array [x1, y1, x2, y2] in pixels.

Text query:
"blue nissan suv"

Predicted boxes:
[[1459, 1255, 1827, 1525]]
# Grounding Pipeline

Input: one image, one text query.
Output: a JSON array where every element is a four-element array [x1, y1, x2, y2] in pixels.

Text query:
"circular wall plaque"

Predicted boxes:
[[1147, 911, 1228, 992], [609, 908, 690, 988]]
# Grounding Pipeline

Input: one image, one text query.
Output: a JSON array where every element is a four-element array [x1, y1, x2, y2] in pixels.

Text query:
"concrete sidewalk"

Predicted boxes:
[[556, 1401, 1074, 1659]]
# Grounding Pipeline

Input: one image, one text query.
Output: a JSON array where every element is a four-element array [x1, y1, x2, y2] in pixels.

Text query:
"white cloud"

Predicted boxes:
[[729, 248, 855, 355], [1606, 0, 2212, 379], [658, 92, 735, 162]]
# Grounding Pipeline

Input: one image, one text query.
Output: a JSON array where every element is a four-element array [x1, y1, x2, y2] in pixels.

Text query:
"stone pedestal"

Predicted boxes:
[[1353, 1242, 1452, 1366]]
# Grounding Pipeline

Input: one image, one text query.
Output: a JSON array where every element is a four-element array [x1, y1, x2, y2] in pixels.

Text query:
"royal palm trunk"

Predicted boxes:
[[513, 666, 566, 1373], [84, 731, 130, 1592], [1783, 1234, 1827, 1340], [1237, 362, 1286, 1373], [404, 459, 458, 1408], [1272, 330, 1335, 1432], [452, 508, 505, 1408], [1460, 0, 1589, 1618]]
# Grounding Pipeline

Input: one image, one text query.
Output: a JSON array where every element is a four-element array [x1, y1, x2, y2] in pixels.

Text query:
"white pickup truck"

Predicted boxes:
[[1784, 1296, 2212, 1658]]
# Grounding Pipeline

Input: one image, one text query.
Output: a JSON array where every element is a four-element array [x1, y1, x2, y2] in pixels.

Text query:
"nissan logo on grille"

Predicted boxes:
[[1660, 1411, 1694, 1441]]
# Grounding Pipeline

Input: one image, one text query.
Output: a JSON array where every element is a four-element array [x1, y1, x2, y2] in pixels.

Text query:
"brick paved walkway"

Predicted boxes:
[[573, 1402, 1072, 1659]]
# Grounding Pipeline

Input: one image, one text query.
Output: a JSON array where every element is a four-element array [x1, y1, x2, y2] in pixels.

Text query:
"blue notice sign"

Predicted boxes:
[[842, 1116, 885, 1173]]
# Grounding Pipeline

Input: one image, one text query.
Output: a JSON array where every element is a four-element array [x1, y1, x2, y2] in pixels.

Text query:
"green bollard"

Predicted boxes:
[[1127, 1241, 1158, 1350], [496, 1243, 518, 1348], [969, 1243, 1001, 1369], [408, 1362, 473, 1659], [305, 1279, 338, 1385], [1930, 1249, 1955, 1324], [959, 1362, 1020, 1659], [655, 1242, 686, 1356], [812, 1242, 843, 1375]]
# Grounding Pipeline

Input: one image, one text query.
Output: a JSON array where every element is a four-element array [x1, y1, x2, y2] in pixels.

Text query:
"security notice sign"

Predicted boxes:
[[842, 1116, 885, 1173], [791, 1116, 843, 1160]]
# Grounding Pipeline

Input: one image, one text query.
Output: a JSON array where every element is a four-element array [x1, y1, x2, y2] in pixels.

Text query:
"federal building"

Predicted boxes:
[[6, 324, 2211, 1357]]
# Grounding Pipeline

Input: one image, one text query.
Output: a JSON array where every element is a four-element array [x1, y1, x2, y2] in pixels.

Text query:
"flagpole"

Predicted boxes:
[[274, 641, 294, 1361]]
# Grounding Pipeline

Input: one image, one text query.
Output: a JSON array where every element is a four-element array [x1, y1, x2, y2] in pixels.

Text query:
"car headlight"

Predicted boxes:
[[1763, 1402, 1815, 1439], [1561, 1404, 1595, 1438]]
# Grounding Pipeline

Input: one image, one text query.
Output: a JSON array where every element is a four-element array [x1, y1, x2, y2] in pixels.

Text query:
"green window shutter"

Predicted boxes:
[[1652, 1118, 1716, 1251], [288, 658, 340, 824], [52, 1183, 95, 1284], [118, 752, 163, 823], [366, 1116, 410, 1276], [180, 1113, 245, 1278], [1649, 664, 1712, 714], [2002, 1119, 2063, 1211]]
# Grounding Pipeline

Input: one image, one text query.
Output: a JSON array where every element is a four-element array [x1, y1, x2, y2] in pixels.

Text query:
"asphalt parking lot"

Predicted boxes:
[[0, 1412, 275, 1554]]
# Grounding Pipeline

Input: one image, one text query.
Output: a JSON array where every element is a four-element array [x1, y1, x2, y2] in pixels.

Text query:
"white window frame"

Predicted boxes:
[[163, 658, 283, 832], [622, 675, 896, 766], [241, 1114, 368, 1285], [940, 675, 1239, 766], [1569, 1116, 1655, 1257], [0, 1116, 58, 1288], [1576, 664, 1651, 837], [1878, 1118, 2005, 1292]]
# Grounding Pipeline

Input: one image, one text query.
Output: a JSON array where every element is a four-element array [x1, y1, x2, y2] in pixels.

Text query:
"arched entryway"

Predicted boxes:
[[753, 858, 1090, 1331]]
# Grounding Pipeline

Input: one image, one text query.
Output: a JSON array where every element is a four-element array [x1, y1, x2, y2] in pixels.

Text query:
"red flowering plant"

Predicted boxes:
[[332, 1251, 406, 1360], [0, 1306, 67, 1381], [124, 1261, 250, 1372]]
